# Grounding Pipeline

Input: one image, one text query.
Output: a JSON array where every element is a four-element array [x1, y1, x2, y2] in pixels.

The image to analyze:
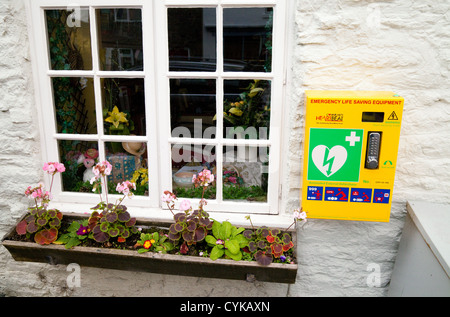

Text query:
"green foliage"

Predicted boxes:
[[136, 232, 174, 254], [54, 219, 89, 249], [88, 202, 138, 243], [205, 220, 248, 261], [174, 185, 266, 201], [15, 207, 63, 245]]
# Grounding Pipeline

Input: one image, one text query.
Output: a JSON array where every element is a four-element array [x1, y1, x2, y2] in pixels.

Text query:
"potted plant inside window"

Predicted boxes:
[[1, 161, 305, 284]]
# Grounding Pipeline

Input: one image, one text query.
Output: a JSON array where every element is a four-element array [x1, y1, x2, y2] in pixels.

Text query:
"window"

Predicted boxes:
[[27, 0, 288, 221]]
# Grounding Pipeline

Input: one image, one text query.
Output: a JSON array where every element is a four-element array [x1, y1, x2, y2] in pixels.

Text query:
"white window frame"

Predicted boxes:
[[25, 0, 291, 226]]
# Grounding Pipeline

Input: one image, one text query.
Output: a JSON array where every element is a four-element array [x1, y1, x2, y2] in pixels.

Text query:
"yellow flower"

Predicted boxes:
[[228, 107, 243, 117], [105, 106, 128, 129]]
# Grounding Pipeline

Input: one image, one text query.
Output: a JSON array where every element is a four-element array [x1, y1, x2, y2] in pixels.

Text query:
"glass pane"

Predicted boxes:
[[58, 140, 99, 192], [223, 79, 271, 139], [46, 8, 92, 70], [171, 144, 216, 199], [222, 146, 269, 202], [223, 8, 273, 72], [52, 77, 97, 134], [168, 8, 216, 72], [102, 78, 146, 136], [170, 79, 216, 139], [105, 142, 148, 196], [97, 9, 143, 71]]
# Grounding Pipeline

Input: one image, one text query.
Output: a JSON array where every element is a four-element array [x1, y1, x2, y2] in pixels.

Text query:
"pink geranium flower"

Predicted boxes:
[[179, 199, 191, 212], [43, 162, 65, 175], [116, 181, 136, 197]]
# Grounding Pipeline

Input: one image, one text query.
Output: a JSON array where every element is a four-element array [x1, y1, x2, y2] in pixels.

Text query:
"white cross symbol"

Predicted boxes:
[[345, 131, 360, 146]]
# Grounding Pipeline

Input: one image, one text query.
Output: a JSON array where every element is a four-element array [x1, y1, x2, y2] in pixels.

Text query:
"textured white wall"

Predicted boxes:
[[1, 0, 449, 297]]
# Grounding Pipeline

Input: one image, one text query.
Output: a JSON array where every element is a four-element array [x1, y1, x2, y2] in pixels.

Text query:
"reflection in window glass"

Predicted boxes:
[[223, 80, 271, 139], [102, 78, 146, 136], [106, 142, 148, 196], [223, 146, 269, 202], [168, 8, 216, 72], [52, 77, 97, 134], [58, 140, 99, 192], [223, 8, 273, 72], [46, 8, 92, 70], [170, 79, 216, 139], [171, 144, 216, 199], [97, 9, 143, 71]]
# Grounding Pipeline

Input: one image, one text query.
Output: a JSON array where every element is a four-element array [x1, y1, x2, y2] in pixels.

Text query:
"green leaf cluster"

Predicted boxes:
[[55, 219, 89, 249], [88, 202, 139, 243], [136, 232, 174, 254], [205, 221, 249, 261]]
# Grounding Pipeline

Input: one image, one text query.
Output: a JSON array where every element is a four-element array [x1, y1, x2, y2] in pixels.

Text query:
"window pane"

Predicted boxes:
[[170, 79, 216, 139], [171, 144, 216, 199], [223, 8, 273, 72], [97, 9, 143, 71], [223, 80, 271, 139], [102, 78, 146, 136], [46, 8, 92, 70], [168, 8, 216, 72], [105, 142, 148, 196], [223, 146, 269, 202], [58, 140, 99, 192], [52, 77, 97, 134]]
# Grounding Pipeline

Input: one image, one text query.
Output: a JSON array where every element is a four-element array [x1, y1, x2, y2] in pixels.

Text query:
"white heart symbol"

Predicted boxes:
[[311, 145, 347, 177]]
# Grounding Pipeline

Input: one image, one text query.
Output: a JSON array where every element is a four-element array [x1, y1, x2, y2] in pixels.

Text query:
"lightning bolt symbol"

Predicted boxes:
[[323, 148, 335, 176]]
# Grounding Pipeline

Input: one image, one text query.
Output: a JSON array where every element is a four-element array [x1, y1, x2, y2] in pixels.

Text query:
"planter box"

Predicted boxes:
[[1, 212, 298, 284]]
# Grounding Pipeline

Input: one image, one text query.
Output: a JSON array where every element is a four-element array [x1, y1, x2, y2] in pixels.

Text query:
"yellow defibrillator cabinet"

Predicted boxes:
[[301, 90, 404, 222]]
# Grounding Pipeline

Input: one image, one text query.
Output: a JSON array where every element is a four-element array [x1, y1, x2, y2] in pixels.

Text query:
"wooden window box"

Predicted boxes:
[[2, 212, 298, 284]]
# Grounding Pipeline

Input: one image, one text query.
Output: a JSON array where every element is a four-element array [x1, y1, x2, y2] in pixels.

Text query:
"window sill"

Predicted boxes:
[[2, 212, 298, 284]]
